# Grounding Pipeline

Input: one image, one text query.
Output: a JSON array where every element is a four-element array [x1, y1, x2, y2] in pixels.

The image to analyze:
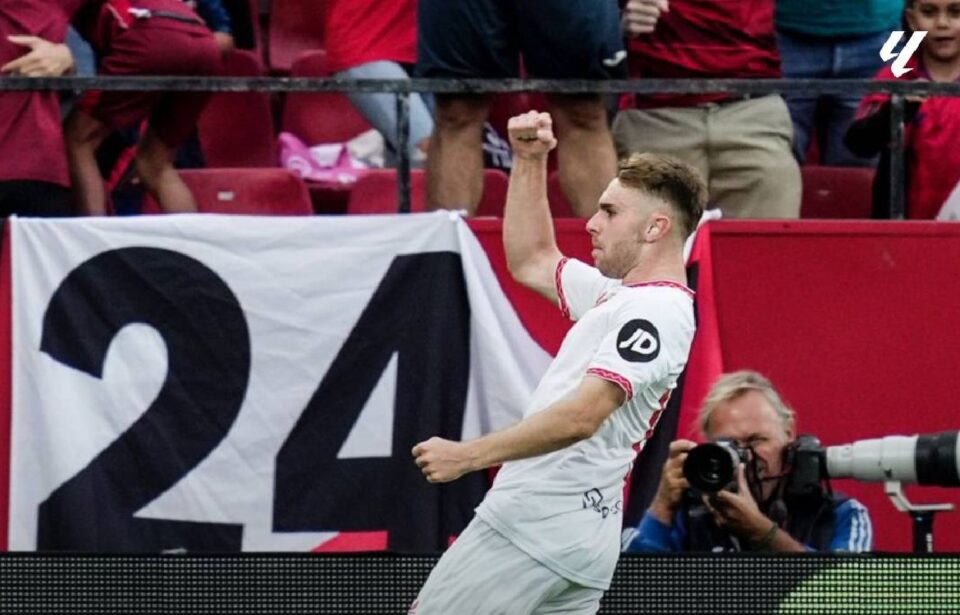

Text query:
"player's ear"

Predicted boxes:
[[644, 213, 671, 242]]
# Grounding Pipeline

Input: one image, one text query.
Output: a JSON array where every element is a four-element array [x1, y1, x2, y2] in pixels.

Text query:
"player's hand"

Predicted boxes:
[[648, 439, 696, 524], [412, 437, 474, 483], [621, 0, 669, 37], [1, 36, 74, 77], [705, 464, 769, 540], [507, 111, 557, 161]]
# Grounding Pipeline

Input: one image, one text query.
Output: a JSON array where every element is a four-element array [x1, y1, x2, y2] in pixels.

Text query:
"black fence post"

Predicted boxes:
[[396, 91, 412, 214], [889, 94, 906, 220]]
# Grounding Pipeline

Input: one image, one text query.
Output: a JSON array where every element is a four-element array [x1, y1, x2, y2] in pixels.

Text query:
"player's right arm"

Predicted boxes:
[[503, 111, 564, 304]]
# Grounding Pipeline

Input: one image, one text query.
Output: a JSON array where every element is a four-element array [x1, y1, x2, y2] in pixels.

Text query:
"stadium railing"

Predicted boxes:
[[5, 76, 955, 219]]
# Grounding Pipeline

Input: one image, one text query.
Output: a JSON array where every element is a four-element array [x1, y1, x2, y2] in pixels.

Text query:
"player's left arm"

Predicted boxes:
[[412, 376, 624, 483]]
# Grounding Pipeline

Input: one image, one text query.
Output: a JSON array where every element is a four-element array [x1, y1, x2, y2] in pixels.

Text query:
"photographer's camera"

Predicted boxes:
[[682, 439, 748, 493]]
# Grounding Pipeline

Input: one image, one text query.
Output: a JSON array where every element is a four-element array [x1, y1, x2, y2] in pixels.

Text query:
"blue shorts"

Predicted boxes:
[[416, 0, 626, 80]]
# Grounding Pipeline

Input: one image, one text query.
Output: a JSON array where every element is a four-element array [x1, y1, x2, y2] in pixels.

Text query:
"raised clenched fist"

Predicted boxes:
[[507, 111, 558, 160]]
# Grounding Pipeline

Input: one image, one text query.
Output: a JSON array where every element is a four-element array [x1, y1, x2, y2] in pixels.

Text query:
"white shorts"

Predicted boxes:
[[409, 517, 603, 615]]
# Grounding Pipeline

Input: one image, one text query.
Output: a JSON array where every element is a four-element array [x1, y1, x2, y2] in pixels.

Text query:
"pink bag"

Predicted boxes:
[[279, 132, 366, 184]]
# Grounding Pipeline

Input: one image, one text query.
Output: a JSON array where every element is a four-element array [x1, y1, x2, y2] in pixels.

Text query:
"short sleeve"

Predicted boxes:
[[585, 293, 686, 403], [555, 257, 617, 321]]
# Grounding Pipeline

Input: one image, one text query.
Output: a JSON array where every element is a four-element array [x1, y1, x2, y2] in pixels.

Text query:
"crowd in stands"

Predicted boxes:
[[1, 0, 958, 221]]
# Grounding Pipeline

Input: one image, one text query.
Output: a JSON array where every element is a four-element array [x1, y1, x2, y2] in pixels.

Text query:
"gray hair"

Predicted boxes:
[[698, 370, 795, 438]]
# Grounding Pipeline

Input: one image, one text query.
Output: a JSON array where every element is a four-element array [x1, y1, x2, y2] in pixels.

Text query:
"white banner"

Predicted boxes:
[[9, 212, 549, 552]]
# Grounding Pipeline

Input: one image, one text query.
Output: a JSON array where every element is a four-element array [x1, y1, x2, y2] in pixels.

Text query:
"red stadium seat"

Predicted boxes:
[[546, 171, 577, 218], [143, 168, 313, 215], [349, 169, 510, 216], [197, 50, 277, 168], [281, 50, 372, 146], [347, 169, 428, 214], [800, 166, 876, 219], [474, 169, 510, 217], [267, 0, 325, 73]]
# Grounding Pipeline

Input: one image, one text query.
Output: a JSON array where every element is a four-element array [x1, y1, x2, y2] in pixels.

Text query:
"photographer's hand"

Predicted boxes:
[[708, 465, 806, 552], [649, 439, 696, 525], [707, 464, 767, 537]]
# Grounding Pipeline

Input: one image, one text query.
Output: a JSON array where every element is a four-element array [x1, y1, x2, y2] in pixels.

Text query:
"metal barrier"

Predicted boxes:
[[6, 76, 957, 218]]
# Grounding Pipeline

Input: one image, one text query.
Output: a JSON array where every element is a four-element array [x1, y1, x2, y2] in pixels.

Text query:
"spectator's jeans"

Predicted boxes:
[[613, 95, 801, 219], [336, 61, 434, 167], [68, 27, 97, 76], [777, 29, 887, 167]]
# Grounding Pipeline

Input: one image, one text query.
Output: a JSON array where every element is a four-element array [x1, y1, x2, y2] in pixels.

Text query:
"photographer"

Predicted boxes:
[[622, 371, 873, 553]]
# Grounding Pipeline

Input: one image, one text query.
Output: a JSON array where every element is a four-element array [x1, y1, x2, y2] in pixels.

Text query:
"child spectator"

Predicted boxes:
[[845, 0, 960, 218]]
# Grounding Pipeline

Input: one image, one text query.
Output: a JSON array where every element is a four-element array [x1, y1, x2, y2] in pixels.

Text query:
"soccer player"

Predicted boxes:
[[65, 0, 221, 215], [410, 111, 706, 614]]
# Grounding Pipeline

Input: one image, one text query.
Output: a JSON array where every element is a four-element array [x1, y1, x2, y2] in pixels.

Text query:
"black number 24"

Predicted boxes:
[[36, 248, 484, 552]]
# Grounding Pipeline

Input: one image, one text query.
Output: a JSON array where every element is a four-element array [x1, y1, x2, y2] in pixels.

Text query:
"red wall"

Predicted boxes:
[[701, 221, 960, 552]]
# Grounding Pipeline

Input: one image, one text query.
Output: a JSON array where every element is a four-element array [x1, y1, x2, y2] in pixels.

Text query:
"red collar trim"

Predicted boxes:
[[624, 280, 695, 299]]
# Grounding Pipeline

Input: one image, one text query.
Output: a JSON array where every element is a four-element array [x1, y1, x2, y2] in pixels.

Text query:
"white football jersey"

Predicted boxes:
[[475, 257, 696, 590]]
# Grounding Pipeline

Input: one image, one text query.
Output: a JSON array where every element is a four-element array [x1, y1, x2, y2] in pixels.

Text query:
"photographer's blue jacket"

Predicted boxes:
[[622, 497, 872, 553]]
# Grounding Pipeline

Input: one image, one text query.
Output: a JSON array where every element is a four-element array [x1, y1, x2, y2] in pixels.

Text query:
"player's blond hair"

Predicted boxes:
[[698, 370, 795, 438], [617, 153, 707, 239]]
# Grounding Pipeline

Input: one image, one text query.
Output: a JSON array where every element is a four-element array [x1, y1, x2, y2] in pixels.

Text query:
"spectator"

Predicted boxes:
[[622, 371, 873, 553], [417, 0, 626, 216], [189, 0, 235, 56], [845, 0, 960, 219], [0, 5, 76, 217], [776, 0, 903, 166], [324, 0, 432, 167], [65, 0, 221, 215], [614, 0, 801, 219]]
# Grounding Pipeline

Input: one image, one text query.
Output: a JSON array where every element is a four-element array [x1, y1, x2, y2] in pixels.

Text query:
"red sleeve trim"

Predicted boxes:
[[555, 257, 571, 320], [586, 367, 634, 402]]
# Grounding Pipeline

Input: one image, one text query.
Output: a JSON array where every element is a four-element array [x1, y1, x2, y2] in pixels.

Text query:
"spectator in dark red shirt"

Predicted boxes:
[[613, 0, 801, 219], [845, 0, 960, 219], [66, 0, 221, 215], [0, 2, 76, 217]]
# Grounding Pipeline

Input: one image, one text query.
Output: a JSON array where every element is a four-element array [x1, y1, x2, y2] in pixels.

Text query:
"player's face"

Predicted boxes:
[[585, 179, 657, 278], [705, 391, 794, 501], [909, 0, 960, 62]]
